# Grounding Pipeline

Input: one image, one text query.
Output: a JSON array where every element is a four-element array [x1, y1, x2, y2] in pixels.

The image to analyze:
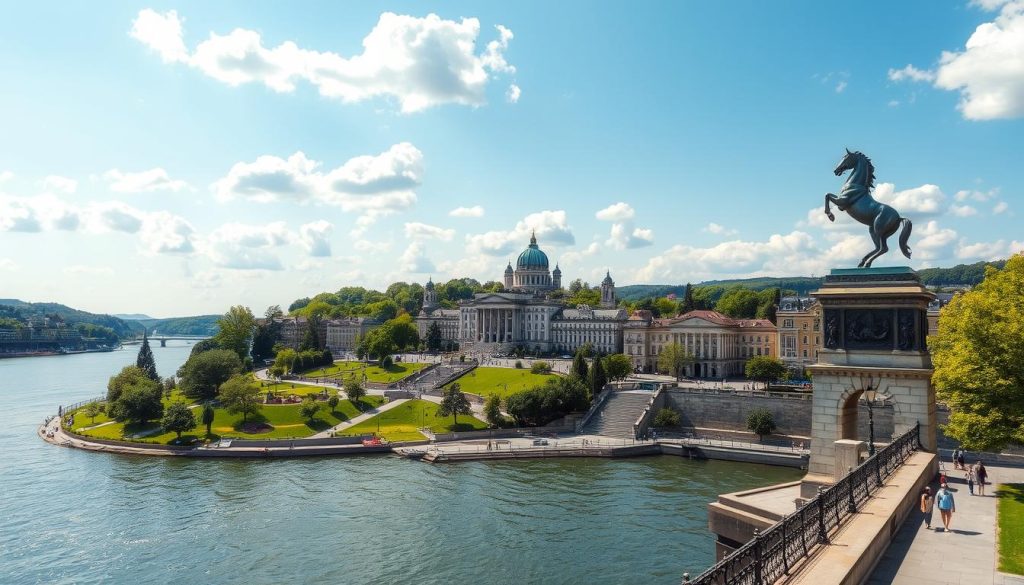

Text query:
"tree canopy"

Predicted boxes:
[[178, 349, 243, 400], [657, 343, 694, 381], [214, 305, 256, 362], [217, 375, 262, 423], [135, 334, 159, 382], [745, 355, 787, 389], [161, 402, 197, 439], [437, 383, 472, 426], [106, 366, 163, 424], [604, 354, 633, 381], [932, 255, 1024, 451]]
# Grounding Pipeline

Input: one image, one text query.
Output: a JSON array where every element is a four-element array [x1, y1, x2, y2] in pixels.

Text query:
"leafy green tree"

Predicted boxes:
[[571, 352, 589, 382], [107, 366, 153, 403], [425, 321, 443, 352], [715, 287, 760, 319], [505, 376, 589, 427], [135, 333, 159, 382], [179, 349, 243, 400], [299, 396, 321, 422], [933, 255, 1024, 451], [745, 355, 787, 390], [746, 408, 777, 442], [681, 283, 696, 313], [437, 383, 472, 426], [162, 376, 176, 399], [327, 394, 340, 413], [531, 361, 552, 374], [344, 379, 366, 407], [657, 344, 694, 381], [251, 306, 283, 363], [83, 401, 102, 424], [217, 375, 262, 423], [653, 407, 680, 428], [108, 377, 164, 424], [588, 355, 607, 400], [604, 354, 633, 381], [161, 402, 197, 440], [213, 305, 257, 362], [201, 402, 216, 436], [274, 347, 297, 374], [484, 394, 504, 427]]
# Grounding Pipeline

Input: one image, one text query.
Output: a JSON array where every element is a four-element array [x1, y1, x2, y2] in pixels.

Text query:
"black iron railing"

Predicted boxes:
[[683, 422, 920, 585]]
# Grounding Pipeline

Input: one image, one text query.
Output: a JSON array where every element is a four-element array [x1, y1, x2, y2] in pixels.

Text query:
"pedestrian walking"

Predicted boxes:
[[957, 449, 966, 470], [936, 483, 956, 532], [920, 487, 935, 529], [952, 448, 961, 470], [965, 466, 975, 495], [976, 461, 988, 496]]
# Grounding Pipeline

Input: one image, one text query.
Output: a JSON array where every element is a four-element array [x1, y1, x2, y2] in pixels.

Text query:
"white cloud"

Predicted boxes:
[[465, 210, 575, 256], [888, 65, 936, 83], [63, 265, 114, 276], [104, 168, 190, 193], [449, 205, 484, 218], [595, 202, 635, 222], [399, 241, 436, 273], [298, 220, 333, 257], [954, 188, 998, 202], [42, 175, 78, 194], [0, 197, 43, 232], [956, 238, 1024, 260], [132, 10, 518, 113], [971, 0, 1014, 10], [835, 81, 848, 93], [0, 258, 18, 271], [404, 222, 455, 241], [873, 183, 946, 215], [559, 241, 601, 267], [993, 201, 1010, 214], [213, 143, 422, 227], [0, 171, 13, 183], [914, 220, 958, 260], [607, 223, 655, 250], [353, 239, 391, 253], [507, 84, 521, 103], [893, 3, 1024, 119], [703, 222, 738, 236], [139, 211, 196, 254], [634, 231, 820, 282], [950, 204, 979, 217], [86, 201, 145, 233], [130, 8, 188, 63], [205, 222, 291, 270]]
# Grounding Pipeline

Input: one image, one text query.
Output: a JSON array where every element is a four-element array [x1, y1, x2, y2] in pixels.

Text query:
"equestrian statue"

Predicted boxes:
[[824, 149, 913, 268]]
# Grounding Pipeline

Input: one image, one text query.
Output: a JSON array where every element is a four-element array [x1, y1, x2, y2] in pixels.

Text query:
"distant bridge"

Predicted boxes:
[[127, 335, 211, 347]]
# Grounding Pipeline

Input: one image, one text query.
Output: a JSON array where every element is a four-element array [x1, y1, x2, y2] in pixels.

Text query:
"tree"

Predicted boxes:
[[136, 333, 159, 382], [178, 349, 243, 400], [747, 408, 777, 442], [344, 379, 366, 407], [531, 361, 552, 374], [653, 407, 680, 428], [505, 376, 589, 427], [484, 394, 504, 427], [588, 355, 608, 400], [425, 321, 443, 352], [933, 255, 1024, 451], [571, 352, 589, 382], [217, 375, 262, 423], [681, 283, 696, 313], [715, 287, 760, 319], [437, 383, 472, 426], [745, 355, 787, 390], [657, 344, 694, 381], [201, 402, 216, 436], [108, 380, 164, 424], [161, 402, 197, 440], [274, 347, 297, 374], [251, 306, 283, 363], [83, 402, 102, 424], [162, 376, 176, 399], [604, 354, 633, 381], [299, 396, 321, 422], [214, 305, 257, 363], [107, 366, 153, 403]]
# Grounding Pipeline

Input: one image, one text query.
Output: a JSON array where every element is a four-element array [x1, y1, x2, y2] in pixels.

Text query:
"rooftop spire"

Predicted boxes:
[[530, 229, 537, 246]]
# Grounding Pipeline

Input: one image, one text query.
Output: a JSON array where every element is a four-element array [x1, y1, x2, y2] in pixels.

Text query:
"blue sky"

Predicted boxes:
[[1, 1, 1022, 317]]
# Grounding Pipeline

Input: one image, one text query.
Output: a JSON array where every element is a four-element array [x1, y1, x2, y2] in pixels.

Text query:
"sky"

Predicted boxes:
[[1, 1, 1022, 317]]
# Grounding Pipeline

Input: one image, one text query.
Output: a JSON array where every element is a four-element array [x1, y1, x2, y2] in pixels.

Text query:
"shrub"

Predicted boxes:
[[747, 408, 777, 441], [515, 360, 524, 369], [382, 355, 394, 368], [506, 376, 588, 426], [531, 361, 552, 374], [652, 408, 680, 428]]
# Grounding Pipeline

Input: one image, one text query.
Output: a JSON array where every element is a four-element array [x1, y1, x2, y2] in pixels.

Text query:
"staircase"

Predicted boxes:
[[579, 391, 653, 437]]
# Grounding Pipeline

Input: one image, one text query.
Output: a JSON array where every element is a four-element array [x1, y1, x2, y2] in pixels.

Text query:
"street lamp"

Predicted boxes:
[[863, 385, 878, 457]]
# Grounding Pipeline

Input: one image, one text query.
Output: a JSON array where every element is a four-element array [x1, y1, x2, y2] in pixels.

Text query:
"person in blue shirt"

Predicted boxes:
[[936, 483, 956, 532]]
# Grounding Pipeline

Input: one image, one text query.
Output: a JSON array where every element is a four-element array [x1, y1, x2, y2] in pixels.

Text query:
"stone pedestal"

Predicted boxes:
[[803, 267, 936, 492]]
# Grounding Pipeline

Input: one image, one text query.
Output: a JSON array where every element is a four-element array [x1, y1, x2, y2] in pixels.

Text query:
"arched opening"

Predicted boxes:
[[693, 363, 702, 378]]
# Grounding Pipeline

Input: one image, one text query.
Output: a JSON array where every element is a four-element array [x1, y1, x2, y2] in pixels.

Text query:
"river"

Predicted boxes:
[[0, 343, 800, 585]]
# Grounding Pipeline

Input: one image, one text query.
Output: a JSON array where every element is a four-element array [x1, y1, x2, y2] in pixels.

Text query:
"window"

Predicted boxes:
[[803, 336, 808, 344], [783, 319, 793, 328]]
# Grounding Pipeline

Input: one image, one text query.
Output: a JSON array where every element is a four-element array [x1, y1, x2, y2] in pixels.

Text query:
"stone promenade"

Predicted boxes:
[[867, 462, 1024, 585]]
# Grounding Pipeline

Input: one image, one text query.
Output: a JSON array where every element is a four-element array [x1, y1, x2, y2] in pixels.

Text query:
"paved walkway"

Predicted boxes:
[[310, 398, 409, 438], [867, 462, 1024, 585]]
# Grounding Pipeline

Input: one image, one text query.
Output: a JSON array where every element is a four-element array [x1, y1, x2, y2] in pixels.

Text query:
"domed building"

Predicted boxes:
[[504, 231, 561, 292]]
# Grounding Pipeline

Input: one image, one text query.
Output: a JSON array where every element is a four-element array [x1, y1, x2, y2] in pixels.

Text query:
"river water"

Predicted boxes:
[[0, 343, 799, 585]]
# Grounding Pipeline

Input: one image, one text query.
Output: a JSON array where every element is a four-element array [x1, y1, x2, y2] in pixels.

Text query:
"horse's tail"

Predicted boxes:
[[898, 217, 913, 259]]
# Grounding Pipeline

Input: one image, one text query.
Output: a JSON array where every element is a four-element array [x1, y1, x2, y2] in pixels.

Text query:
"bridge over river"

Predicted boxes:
[[125, 335, 210, 347]]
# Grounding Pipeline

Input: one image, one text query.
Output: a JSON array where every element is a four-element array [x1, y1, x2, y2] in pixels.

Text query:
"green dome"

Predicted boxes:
[[516, 233, 549, 270]]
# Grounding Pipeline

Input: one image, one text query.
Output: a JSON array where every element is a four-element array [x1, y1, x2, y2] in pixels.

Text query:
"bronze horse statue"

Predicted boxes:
[[825, 149, 913, 268]]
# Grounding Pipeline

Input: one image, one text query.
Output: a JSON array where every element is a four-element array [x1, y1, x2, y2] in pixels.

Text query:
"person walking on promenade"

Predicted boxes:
[[952, 448, 962, 470], [936, 483, 956, 532], [965, 465, 975, 495], [976, 461, 988, 496], [920, 487, 935, 529], [957, 449, 966, 470]]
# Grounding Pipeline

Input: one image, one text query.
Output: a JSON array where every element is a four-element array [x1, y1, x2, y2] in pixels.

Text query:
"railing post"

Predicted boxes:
[[817, 486, 829, 544], [753, 528, 762, 585], [847, 467, 856, 514], [800, 507, 808, 555], [782, 516, 790, 575]]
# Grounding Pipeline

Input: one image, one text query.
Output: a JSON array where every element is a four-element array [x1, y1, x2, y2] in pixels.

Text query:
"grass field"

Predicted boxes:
[[74, 396, 385, 443], [254, 378, 333, 397], [998, 483, 1024, 575], [341, 399, 488, 442], [444, 367, 558, 400], [297, 360, 428, 383]]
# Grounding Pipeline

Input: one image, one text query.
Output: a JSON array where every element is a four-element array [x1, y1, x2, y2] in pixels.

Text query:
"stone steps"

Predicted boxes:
[[580, 391, 652, 437]]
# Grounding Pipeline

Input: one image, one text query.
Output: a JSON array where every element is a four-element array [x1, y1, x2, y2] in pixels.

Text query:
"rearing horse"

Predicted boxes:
[[825, 149, 913, 268]]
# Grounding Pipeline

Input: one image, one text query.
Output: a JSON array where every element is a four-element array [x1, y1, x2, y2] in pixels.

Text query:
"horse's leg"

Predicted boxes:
[[864, 213, 899, 267], [858, 225, 881, 268], [824, 194, 837, 222]]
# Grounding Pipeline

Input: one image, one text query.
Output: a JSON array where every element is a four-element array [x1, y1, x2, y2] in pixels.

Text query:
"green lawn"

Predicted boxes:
[[444, 367, 558, 400], [297, 360, 428, 383], [998, 484, 1024, 575], [253, 378, 334, 397], [341, 399, 487, 442], [74, 396, 385, 444]]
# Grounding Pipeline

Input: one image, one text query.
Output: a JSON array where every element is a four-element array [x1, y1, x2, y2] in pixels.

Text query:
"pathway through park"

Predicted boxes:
[[311, 398, 409, 438]]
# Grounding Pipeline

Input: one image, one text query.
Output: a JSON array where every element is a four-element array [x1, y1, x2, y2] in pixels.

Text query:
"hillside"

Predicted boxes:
[[114, 313, 155, 320], [140, 315, 220, 336], [0, 299, 142, 338]]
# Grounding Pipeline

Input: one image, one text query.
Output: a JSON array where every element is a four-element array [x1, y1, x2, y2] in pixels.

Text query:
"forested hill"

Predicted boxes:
[[917, 260, 1006, 286], [138, 315, 220, 336], [0, 299, 142, 338]]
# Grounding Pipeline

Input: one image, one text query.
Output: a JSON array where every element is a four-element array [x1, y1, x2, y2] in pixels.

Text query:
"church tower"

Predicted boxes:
[[552, 264, 562, 289], [600, 271, 616, 308], [423, 277, 438, 312], [504, 262, 514, 290]]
